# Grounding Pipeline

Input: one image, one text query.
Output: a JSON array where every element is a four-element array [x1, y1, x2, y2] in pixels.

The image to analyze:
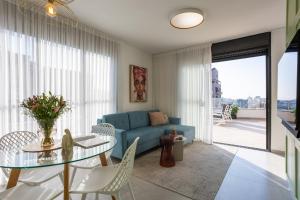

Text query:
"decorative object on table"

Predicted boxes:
[[61, 129, 74, 152], [130, 65, 148, 102], [170, 128, 177, 139], [20, 92, 71, 148], [149, 111, 169, 126], [160, 135, 175, 167], [62, 148, 73, 161], [61, 129, 73, 161]]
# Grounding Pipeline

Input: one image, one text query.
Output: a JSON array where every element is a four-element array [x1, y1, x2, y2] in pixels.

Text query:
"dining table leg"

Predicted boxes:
[[64, 163, 70, 200], [6, 168, 21, 189], [99, 153, 108, 166]]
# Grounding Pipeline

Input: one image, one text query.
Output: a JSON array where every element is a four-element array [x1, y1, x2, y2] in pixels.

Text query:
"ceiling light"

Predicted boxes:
[[15, 0, 78, 26], [44, 1, 57, 17], [170, 8, 204, 29]]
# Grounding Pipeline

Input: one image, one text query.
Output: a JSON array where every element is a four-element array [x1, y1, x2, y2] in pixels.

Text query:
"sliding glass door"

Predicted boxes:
[[212, 56, 267, 150]]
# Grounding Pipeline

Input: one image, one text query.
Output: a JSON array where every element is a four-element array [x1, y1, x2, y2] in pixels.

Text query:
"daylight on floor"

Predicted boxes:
[[0, 0, 297, 200]]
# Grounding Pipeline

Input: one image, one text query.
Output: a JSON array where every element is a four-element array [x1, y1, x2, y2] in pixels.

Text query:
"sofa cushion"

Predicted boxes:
[[102, 113, 130, 131], [147, 109, 160, 113], [126, 126, 165, 144], [128, 111, 150, 129], [149, 112, 169, 126]]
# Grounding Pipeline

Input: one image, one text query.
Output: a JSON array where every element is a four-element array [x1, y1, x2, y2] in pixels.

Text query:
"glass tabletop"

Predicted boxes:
[[0, 135, 116, 169]]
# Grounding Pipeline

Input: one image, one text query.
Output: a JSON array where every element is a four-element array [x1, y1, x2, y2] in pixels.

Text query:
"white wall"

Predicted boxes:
[[271, 28, 286, 152], [116, 29, 286, 152], [117, 41, 153, 112], [237, 109, 266, 119]]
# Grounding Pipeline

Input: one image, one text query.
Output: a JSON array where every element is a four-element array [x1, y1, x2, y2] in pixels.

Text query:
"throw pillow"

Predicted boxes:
[[149, 112, 169, 126]]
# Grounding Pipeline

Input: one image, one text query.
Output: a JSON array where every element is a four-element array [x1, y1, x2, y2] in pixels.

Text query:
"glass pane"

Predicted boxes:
[[277, 52, 297, 125], [0, 135, 116, 168]]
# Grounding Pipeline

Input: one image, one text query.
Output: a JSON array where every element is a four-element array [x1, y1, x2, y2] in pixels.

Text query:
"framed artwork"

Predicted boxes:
[[130, 65, 147, 102]]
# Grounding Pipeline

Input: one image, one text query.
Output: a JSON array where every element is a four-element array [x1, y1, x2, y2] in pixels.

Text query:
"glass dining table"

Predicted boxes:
[[0, 135, 117, 200]]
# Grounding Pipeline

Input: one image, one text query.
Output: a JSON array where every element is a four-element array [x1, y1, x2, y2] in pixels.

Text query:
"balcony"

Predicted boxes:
[[213, 108, 266, 149]]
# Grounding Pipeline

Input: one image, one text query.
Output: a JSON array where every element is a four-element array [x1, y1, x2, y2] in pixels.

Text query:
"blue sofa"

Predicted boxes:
[[97, 110, 195, 159]]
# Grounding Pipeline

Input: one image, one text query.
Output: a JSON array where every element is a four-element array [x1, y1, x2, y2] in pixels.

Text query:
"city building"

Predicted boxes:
[[212, 68, 222, 98]]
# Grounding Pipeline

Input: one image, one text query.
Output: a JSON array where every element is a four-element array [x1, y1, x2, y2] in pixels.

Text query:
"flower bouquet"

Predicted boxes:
[[21, 92, 71, 147]]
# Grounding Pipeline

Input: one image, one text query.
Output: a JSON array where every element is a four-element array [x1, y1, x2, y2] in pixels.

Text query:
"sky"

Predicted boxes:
[[277, 52, 297, 100], [212, 56, 266, 99]]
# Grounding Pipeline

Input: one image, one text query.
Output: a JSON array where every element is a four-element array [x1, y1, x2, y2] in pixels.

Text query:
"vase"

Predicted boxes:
[[170, 129, 177, 140], [39, 127, 55, 148]]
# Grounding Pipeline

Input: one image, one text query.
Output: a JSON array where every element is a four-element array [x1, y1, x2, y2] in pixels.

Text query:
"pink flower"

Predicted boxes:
[[54, 107, 60, 113]]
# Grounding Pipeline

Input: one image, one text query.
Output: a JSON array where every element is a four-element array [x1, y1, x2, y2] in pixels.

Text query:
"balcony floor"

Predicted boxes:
[[213, 118, 266, 149]]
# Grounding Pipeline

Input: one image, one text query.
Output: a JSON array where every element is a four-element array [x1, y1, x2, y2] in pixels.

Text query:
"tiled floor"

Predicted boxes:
[[213, 118, 266, 149], [215, 148, 293, 200], [0, 144, 293, 200], [45, 170, 192, 200]]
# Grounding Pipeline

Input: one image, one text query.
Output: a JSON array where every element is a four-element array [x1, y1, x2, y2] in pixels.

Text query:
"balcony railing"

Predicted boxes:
[[213, 98, 266, 119]]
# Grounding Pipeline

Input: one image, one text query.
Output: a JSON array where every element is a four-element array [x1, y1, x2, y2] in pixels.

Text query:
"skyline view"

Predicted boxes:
[[212, 56, 266, 99]]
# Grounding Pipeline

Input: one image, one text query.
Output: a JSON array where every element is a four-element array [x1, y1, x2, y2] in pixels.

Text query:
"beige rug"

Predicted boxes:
[[133, 142, 236, 200]]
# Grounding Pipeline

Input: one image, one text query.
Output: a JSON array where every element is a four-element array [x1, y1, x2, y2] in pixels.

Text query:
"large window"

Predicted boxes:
[[0, 29, 117, 137]]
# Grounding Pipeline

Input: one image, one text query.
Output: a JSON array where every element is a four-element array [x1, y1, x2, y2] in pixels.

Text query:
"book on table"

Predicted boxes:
[[74, 135, 109, 149]]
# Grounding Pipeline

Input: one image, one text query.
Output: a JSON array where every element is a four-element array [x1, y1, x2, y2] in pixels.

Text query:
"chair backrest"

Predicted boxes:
[[0, 131, 39, 152], [91, 123, 115, 137], [102, 137, 139, 192], [0, 131, 39, 177], [223, 105, 232, 120]]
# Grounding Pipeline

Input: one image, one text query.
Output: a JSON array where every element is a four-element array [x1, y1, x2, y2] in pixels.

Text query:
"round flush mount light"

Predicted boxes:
[[170, 8, 204, 29]]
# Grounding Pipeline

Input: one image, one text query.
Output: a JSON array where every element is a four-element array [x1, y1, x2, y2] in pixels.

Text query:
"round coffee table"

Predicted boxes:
[[173, 136, 186, 161], [160, 135, 175, 167]]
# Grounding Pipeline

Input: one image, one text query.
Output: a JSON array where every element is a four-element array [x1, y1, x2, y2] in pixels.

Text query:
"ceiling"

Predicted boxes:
[[69, 0, 285, 54]]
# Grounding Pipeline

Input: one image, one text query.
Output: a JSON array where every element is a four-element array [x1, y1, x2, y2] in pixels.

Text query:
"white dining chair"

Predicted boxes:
[[70, 123, 115, 186], [0, 183, 62, 200], [70, 137, 139, 200], [0, 131, 64, 186]]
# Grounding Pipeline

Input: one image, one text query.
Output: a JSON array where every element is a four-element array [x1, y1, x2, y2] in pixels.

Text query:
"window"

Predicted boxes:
[[0, 29, 117, 137]]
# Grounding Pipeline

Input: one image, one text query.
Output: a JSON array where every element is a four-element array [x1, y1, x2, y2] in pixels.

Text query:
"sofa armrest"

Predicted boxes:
[[97, 118, 103, 124], [111, 129, 127, 159], [169, 117, 181, 125]]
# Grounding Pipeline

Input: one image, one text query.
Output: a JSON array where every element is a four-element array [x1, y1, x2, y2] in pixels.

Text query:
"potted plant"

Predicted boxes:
[[231, 105, 239, 119], [21, 92, 71, 147]]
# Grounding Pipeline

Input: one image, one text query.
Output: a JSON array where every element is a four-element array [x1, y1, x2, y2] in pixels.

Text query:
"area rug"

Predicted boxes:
[[133, 142, 236, 200]]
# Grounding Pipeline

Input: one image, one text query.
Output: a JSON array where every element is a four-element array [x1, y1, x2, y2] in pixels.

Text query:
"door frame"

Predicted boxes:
[[212, 32, 272, 151]]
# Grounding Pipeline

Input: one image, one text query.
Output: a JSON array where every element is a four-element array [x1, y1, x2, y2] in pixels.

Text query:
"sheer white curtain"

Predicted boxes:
[[0, 0, 118, 138], [153, 44, 213, 144]]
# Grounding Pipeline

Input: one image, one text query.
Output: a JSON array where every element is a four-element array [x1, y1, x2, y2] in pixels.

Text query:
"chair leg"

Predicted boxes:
[[128, 182, 135, 200], [70, 168, 77, 187], [95, 193, 99, 200], [107, 157, 113, 165], [81, 193, 87, 200], [59, 173, 64, 186]]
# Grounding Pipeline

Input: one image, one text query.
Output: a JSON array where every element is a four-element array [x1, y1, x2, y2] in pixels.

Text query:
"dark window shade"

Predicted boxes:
[[212, 32, 271, 62]]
